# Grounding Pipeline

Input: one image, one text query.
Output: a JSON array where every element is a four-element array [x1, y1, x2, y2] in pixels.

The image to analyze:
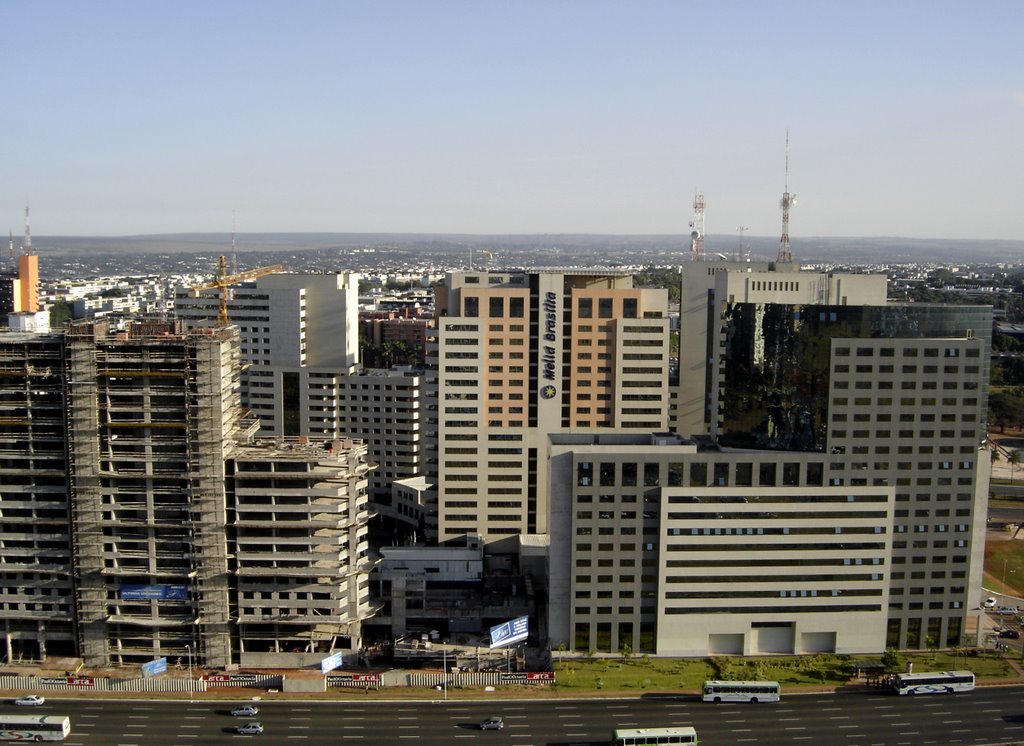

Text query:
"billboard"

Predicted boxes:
[[121, 585, 189, 601], [320, 651, 345, 674], [489, 616, 529, 649], [141, 657, 168, 678]]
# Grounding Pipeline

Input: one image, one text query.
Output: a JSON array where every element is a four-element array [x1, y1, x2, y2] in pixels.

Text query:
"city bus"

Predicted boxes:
[[891, 670, 975, 695], [702, 679, 781, 703], [0, 715, 72, 741], [611, 726, 698, 745]]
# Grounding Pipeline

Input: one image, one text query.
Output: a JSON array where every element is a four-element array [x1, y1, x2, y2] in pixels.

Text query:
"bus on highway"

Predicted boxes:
[[702, 679, 781, 703], [0, 714, 72, 741], [890, 670, 975, 695], [611, 726, 698, 745]]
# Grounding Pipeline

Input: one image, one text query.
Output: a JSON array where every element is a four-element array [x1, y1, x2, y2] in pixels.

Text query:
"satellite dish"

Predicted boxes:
[[690, 230, 700, 240]]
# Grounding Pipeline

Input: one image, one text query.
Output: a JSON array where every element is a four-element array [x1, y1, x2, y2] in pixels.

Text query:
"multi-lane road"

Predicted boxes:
[[8, 685, 1024, 746]]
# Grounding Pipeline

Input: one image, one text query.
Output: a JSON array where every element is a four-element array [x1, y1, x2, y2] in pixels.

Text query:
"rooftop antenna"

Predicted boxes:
[[736, 226, 748, 262], [23, 205, 34, 256], [777, 131, 796, 263], [689, 193, 706, 261], [8, 230, 13, 262]]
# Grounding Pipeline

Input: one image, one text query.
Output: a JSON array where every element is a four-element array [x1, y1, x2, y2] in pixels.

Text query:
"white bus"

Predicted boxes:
[[611, 726, 698, 745], [0, 714, 72, 741], [702, 679, 781, 703], [891, 670, 975, 695]]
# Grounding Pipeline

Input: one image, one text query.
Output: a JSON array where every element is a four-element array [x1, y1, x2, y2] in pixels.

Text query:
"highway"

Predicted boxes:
[[6, 685, 1024, 745]]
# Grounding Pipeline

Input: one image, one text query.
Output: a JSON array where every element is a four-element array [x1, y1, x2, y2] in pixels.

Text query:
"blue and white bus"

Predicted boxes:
[[702, 680, 781, 703], [891, 670, 975, 695], [0, 714, 72, 741], [611, 726, 698, 745]]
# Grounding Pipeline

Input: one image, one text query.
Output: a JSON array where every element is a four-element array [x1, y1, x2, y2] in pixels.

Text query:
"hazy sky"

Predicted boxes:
[[3, 1, 1022, 239]]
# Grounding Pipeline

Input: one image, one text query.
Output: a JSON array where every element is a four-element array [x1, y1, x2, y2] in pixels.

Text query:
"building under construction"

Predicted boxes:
[[0, 319, 376, 669], [0, 333, 73, 661]]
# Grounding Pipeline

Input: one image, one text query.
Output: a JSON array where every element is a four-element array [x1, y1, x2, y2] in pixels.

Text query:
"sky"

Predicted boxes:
[[2, 1, 1022, 240]]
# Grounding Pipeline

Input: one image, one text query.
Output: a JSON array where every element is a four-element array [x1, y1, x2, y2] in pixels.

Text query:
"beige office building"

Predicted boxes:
[[434, 269, 670, 547], [548, 434, 894, 656]]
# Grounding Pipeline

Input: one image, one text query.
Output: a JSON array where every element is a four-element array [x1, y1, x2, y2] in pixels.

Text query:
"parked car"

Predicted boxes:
[[231, 705, 259, 717], [997, 606, 1020, 615], [984, 597, 998, 608], [479, 717, 504, 731], [235, 722, 264, 735], [13, 695, 45, 706], [1000, 628, 1021, 639]]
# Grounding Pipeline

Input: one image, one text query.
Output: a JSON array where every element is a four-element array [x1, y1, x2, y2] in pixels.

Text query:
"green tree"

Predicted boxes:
[[1009, 450, 1022, 484], [48, 300, 72, 327], [881, 647, 901, 672]]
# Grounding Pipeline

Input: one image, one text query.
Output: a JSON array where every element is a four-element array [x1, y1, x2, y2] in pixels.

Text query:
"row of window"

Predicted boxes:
[[834, 346, 980, 358]]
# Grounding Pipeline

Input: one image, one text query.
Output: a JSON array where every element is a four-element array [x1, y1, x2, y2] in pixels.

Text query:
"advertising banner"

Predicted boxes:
[[320, 651, 345, 674], [141, 657, 168, 678], [120, 585, 189, 601], [488, 615, 529, 649]]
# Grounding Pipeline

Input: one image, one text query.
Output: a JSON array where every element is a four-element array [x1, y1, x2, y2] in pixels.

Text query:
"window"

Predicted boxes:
[[464, 297, 479, 317], [623, 298, 638, 318], [578, 297, 592, 318], [599, 298, 613, 318], [489, 297, 504, 317]]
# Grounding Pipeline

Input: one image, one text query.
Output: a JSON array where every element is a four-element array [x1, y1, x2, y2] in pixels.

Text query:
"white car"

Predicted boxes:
[[14, 695, 45, 706], [235, 722, 264, 735], [984, 597, 998, 608]]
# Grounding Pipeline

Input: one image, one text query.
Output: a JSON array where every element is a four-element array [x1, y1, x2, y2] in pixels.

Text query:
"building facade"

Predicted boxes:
[[433, 269, 670, 547], [0, 319, 377, 669]]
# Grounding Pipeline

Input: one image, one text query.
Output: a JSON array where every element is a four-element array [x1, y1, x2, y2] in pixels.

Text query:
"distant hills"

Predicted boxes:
[[23, 233, 1024, 269]]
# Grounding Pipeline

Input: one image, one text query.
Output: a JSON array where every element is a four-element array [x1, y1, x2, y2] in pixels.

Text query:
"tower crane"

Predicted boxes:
[[189, 255, 283, 326]]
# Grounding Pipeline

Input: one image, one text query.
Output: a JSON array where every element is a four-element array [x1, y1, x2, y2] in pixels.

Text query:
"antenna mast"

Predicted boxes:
[[736, 226, 748, 262], [689, 193, 706, 261], [23, 206, 34, 255], [777, 131, 795, 263]]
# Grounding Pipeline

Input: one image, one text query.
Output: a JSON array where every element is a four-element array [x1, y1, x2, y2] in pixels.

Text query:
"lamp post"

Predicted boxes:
[[442, 642, 448, 701], [185, 644, 193, 702]]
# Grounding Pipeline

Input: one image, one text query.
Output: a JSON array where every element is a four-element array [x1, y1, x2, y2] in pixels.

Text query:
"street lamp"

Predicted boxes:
[[185, 644, 193, 702], [442, 641, 448, 701]]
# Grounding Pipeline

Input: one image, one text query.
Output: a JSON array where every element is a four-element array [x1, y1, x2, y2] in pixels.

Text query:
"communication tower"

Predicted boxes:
[[689, 193, 706, 262], [777, 132, 796, 263], [23, 206, 34, 255]]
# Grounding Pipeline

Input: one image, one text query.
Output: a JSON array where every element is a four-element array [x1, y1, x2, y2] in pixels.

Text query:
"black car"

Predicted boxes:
[[999, 628, 1020, 639]]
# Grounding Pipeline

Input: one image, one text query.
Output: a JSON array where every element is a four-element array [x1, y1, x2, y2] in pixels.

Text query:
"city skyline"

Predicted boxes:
[[3, 1, 1022, 240]]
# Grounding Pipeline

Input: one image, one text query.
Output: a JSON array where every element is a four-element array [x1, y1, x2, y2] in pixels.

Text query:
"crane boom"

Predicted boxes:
[[190, 255, 283, 326]]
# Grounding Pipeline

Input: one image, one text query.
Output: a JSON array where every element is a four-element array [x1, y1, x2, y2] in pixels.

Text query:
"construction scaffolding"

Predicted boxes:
[[186, 327, 240, 669]]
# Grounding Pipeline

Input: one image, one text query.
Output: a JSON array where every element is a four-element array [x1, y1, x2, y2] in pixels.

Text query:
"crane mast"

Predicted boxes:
[[190, 255, 283, 326]]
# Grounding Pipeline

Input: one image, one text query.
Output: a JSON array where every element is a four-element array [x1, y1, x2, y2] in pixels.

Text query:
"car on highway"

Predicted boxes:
[[13, 695, 45, 706], [231, 705, 259, 717], [479, 716, 504, 731], [984, 597, 998, 608], [235, 722, 264, 735], [1000, 628, 1021, 639]]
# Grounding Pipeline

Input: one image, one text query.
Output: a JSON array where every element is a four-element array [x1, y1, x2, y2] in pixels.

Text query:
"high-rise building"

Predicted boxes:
[[432, 269, 670, 547], [0, 319, 376, 668], [540, 266, 990, 655], [0, 332, 74, 660], [176, 273, 427, 525]]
